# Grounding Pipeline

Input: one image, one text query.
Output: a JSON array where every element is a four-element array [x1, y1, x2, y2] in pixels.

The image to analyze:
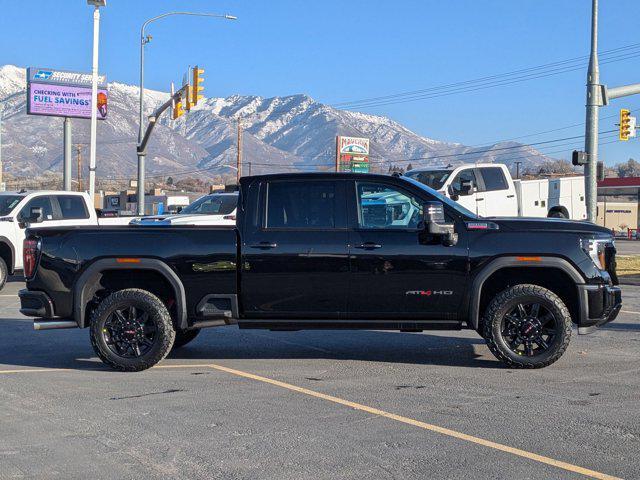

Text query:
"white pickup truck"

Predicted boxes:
[[405, 163, 586, 220], [0, 190, 134, 289]]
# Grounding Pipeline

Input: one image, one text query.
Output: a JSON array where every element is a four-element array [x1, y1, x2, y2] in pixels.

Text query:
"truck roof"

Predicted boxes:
[[407, 163, 502, 173], [0, 190, 87, 196], [240, 172, 404, 183]]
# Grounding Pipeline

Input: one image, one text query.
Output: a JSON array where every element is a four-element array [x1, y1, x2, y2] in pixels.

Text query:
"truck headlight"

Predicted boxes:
[[580, 238, 607, 270]]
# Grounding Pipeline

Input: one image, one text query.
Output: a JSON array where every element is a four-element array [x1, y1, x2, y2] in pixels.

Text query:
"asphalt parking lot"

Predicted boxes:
[[1, 278, 639, 480]]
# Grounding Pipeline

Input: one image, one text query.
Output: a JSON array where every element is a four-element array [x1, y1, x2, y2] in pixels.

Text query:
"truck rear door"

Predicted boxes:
[[476, 166, 518, 216], [240, 179, 349, 319]]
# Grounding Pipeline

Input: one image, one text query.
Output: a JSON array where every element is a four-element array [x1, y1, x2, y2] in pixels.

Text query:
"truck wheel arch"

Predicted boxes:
[[73, 258, 188, 329], [469, 256, 583, 331], [0, 238, 15, 274]]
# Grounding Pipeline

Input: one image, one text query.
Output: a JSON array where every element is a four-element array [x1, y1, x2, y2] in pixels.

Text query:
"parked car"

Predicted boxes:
[[405, 163, 586, 219], [130, 192, 238, 226], [19, 173, 620, 371], [0, 190, 134, 289]]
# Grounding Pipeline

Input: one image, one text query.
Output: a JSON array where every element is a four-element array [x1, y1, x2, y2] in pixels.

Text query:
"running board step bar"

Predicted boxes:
[[34, 320, 78, 330]]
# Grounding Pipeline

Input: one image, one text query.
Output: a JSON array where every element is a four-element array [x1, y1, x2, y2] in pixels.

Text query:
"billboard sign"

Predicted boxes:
[[26, 67, 108, 120], [336, 136, 370, 173]]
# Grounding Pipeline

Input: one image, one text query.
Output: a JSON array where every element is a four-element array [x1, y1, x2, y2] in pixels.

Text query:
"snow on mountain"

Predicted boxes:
[[0, 65, 555, 180]]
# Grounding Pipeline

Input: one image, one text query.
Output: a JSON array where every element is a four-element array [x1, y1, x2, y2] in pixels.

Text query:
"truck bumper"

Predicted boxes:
[[578, 284, 622, 334], [18, 289, 78, 330]]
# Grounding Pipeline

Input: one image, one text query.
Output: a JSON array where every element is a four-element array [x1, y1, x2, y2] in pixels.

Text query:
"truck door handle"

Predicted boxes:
[[249, 242, 277, 249], [355, 242, 382, 250], [476, 198, 484, 201], [507, 194, 515, 198]]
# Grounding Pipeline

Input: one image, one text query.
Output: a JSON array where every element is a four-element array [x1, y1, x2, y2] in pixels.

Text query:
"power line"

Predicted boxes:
[[332, 43, 640, 109]]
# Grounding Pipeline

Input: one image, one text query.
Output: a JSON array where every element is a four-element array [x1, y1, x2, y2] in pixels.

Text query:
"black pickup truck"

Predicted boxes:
[[19, 173, 621, 371]]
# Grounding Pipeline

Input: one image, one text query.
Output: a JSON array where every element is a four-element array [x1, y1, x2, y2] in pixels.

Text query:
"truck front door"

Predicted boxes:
[[241, 179, 349, 319], [347, 180, 468, 320]]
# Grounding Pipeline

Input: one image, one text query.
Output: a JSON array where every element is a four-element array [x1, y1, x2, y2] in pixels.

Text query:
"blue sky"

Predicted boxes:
[[1, 0, 640, 165]]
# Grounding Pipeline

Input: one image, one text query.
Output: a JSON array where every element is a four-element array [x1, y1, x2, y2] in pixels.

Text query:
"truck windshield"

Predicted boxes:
[[0, 195, 24, 216], [404, 170, 452, 190], [181, 194, 237, 215], [401, 176, 477, 218]]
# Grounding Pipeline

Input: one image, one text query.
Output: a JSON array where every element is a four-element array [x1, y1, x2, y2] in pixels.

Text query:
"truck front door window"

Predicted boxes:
[[357, 183, 422, 229], [18, 197, 54, 222], [451, 170, 477, 195]]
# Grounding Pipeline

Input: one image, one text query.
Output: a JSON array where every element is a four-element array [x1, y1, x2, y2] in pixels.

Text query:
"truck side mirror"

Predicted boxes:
[[447, 185, 459, 201], [28, 207, 44, 224], [459, 180, 475, 196], [423, 201, 458, 246]]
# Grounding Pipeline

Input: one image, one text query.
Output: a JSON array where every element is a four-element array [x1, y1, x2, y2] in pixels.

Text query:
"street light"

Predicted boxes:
[[87, 0, 106, 203], [136, 11, 237, 215]]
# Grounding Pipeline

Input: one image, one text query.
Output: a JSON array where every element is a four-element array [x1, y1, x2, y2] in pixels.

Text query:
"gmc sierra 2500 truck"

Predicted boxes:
[[19, 173, 621, 371]]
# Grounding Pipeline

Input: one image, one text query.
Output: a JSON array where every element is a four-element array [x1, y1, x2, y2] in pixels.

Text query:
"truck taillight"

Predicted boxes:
[[23, 238, 39, 279]]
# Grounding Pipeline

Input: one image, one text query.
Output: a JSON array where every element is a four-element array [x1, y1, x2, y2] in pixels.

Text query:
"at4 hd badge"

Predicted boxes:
[[406, 290, 453, 296]]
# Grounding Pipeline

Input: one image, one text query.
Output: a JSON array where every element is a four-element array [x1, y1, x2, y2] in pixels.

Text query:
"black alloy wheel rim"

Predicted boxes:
[[102, 305, 158, 358], [500, 302, 558, 357]]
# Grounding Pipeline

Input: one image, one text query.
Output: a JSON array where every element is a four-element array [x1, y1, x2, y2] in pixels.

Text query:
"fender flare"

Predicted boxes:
[[73, 258, 188, 329], [0, 237, 15, 273], [469, 256, 584, 330]]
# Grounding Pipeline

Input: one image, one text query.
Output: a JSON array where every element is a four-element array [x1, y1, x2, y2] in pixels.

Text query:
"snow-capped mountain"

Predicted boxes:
[[0, 64, 553, 180]]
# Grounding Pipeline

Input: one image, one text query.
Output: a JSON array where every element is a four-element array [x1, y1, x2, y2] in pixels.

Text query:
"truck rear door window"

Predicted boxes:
[[479, 167, 508, 191], [57, 195, 90, 219], [266, 181, 337, 229]]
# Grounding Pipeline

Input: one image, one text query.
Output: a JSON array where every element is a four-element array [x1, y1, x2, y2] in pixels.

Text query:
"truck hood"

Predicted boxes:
[[488, 217, 612, 236]]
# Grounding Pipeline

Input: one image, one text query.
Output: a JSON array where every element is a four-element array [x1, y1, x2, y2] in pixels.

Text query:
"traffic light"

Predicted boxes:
[[572, 150, 588, 166], [619, 109, 637, 141], [191, 66, 204, 107], [172, 99, 184, 120]]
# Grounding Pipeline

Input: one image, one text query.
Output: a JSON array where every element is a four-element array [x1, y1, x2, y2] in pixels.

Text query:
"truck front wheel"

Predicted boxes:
[[89, 289, 175, 371], [482, 284, 572, 368]]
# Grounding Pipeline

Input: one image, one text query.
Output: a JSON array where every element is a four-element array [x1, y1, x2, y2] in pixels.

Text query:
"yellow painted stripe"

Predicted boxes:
[[0, 362, 624, 479], [207, 363, 622, 480]]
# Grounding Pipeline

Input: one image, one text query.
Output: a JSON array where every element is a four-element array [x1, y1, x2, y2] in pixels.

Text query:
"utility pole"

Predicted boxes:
[[76, 145, 83, 192], [87, 0, 106, 205], [514, 161, 522, 179], [236, 119, 242, 183], [63, 117, 72, 190]]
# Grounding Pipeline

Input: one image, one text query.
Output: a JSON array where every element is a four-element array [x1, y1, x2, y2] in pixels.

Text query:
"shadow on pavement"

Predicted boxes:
[[0, 318, 498, 371], [601, 322, 640, 332]]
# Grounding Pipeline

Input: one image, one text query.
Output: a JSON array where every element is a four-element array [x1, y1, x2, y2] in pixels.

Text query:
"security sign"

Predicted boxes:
[[26, 67, 108, 120]]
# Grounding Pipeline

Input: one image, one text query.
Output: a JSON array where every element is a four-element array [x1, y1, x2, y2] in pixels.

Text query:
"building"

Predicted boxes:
[[597, 177, 640, 234]]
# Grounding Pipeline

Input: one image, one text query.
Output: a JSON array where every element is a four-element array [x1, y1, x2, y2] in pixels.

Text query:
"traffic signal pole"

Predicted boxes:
[[584, 0, 600, 223], [584, 0, 640, 222]]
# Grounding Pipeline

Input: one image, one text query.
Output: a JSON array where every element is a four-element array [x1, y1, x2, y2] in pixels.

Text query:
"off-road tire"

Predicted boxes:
[[89, 289, 175, 371], [0, 257, 7, 291], [483, 284, 572, 368], [173, 328, 201, 349]]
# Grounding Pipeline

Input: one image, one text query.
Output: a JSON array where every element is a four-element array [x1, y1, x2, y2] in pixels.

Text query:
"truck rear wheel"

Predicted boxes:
[[89, 289, 175, 371], [173, 328, 200, 349], [482, 284, 572, 368], [0, 257, 7, 291]]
